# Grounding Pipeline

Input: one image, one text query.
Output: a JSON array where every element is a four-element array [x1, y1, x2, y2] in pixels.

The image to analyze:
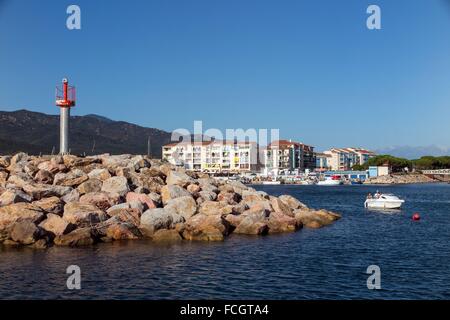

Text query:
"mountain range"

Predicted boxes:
[[0, 110, 172, 157], [1, 109, 448, 160], [375, 145, 450, 160]]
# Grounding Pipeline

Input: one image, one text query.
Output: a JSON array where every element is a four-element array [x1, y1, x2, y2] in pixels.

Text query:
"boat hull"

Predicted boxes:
[[317, 180, 342, 186], [364, 199, 404, 209], [262, 181, 281, 185]]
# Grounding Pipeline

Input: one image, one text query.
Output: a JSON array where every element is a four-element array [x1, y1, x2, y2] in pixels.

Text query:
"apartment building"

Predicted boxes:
[[162, 140, 259, 173], [315, 152, 332, 172], [263, 139, 316, 174], [323, 148, 375, 171]]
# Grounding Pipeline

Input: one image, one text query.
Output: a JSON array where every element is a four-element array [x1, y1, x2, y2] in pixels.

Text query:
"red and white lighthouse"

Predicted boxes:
[[55, 78, 76, 154]]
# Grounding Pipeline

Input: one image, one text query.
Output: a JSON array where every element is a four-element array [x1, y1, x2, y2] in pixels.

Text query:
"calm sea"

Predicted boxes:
[[1, 183, 450, 299]]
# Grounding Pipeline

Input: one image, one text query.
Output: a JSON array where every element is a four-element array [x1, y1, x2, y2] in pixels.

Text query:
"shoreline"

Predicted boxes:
[[0, 153, 341, 249], [250, 173, 441, 186]]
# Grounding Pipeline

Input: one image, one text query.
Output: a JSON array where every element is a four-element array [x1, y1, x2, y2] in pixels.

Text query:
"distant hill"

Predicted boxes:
[[375, 145, 450, 159], [0, 109, 172, 157]]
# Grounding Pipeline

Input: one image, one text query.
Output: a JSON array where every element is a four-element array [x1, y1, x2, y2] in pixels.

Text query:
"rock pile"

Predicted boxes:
[[0, 153, 340, 248], [364, 173, 436, 184]]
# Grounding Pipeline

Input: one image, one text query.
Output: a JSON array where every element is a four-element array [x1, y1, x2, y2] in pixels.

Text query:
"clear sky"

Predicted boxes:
[[1, 0, 449, 151]]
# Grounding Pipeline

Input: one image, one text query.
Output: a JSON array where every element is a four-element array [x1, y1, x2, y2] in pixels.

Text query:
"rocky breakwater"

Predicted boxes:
[[364, 173, 436, 185], [0, 153, 340, 248]]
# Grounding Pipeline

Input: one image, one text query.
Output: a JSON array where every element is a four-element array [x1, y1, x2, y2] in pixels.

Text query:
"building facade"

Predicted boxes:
[[323, 147, 375, 171], [263, 140, 316, 174], [315, 152, 332, 172], [162, 140, 259, 173]]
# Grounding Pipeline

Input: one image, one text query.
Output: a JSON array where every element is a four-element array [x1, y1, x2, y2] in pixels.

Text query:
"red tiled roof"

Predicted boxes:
[[267, 140, 314, 149]]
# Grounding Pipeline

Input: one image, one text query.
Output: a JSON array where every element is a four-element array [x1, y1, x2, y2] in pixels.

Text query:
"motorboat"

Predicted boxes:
[[364, 193, 405, 209], [261, 180, 281, 185], [317, 175, 343, 186]]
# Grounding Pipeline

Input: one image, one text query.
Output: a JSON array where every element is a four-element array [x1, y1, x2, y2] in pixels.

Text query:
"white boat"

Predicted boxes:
[[262, 180, 281, 185], [364, 194, 405, 209], [317, 176, 342, 186]]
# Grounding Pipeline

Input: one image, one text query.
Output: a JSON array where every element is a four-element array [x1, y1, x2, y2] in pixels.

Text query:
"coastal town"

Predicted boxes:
[[161, 139, 429, 185]]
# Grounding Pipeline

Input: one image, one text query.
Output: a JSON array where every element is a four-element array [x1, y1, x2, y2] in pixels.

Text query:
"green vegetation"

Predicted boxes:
[[412, 156, 450, 170], [352, 155, 450, 172]]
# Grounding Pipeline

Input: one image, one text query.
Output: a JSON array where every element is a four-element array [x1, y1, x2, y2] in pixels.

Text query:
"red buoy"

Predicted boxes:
[[412, 213, 421, 221]]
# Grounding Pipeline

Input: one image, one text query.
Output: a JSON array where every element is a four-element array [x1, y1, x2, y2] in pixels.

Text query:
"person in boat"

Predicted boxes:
[[366, 193, 373, 199], [374, 190, 381, 199]]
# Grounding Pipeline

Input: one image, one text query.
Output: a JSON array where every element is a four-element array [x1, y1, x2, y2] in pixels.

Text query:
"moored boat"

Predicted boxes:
[[364, 193, 405, 209], [317, 175, 343, 186], [262, 180, 281, 185]]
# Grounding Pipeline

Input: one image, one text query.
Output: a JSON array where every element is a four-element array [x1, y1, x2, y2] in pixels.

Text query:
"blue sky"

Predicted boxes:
[[0, 0, 449, 151]]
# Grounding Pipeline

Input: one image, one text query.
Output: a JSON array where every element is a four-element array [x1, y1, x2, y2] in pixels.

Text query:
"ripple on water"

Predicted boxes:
[[1, 183, 450, 299]]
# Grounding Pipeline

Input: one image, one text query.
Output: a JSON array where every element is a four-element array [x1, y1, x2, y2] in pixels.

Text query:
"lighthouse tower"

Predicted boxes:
[[55, 78, 76, 154]]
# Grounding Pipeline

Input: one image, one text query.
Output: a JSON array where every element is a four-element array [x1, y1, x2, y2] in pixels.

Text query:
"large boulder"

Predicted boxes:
[[53, 169, 89, 187], [226, 180, 248, 193], [182, 214, 231, 241], [198, 190, 217, 202], [139, 208, 184, 237], [270, 197, 295, 217], [22, 183, 73, 200], [160, 185, 191, 205], [130, 173, 165, 193], [128, 155, 151, 171], [0, 156, 12, 168], [63, 202, 108, 227], [198, 201, 233, 216], [139, 167, 165, 178], [9, 152, 28, 168], [37, 159, 66, 175], [125, 192, 156, 210], [217, 191, 241, 205], [233, 208, 270, 235], [294, 209, 341, 228], [77, 179, 103, 195], [54, 227, 98, 246], [279, 195, 308, 210], [0, 203, 45, 230], [158, 164, 174, 177], [152, 229, 182, 242], [0, 189, 32, 206], [101, 176, 129, 197], [96, 216, 142, 240], [61, 189, 80, 203], [63, 155, 99, 169], [100, 154, 133, 168], [107, 207, 141, 226], [224, 214, 244, 228], [10, 220, 47, 245], [34, 170, 54, 184], [164, 196, 197, 220], [267, 211, 300, 234], [87, 168, 111, 181], [79, 192, 120, 211], [241, 193, 273, 212], [165, 171, 194, 187], [197, 177, 218, 187], [7, 173, 33, 188], [0, 170, 8, 187], [32, 196, 64, 215], [39, 213, 75, 236], [186, 184, 201, 194], [234, 217, 268, 235]]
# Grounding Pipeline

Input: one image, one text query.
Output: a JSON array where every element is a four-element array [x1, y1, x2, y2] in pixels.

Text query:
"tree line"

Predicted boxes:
[[352, 155, 450, 172]]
